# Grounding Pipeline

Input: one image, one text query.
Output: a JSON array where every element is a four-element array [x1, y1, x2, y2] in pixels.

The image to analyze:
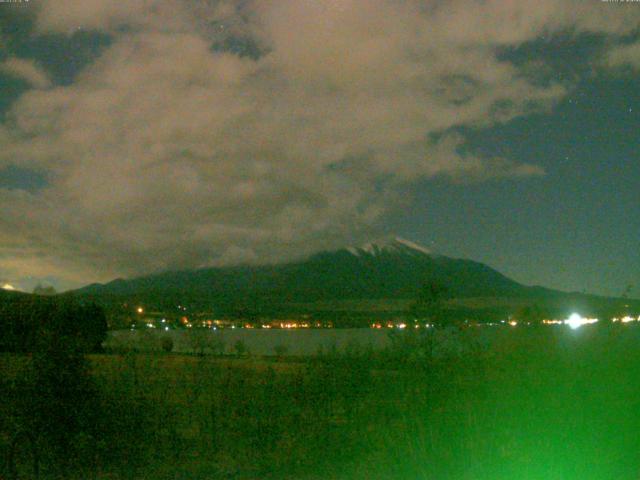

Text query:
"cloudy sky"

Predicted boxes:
[[0, 0, 638, 296]]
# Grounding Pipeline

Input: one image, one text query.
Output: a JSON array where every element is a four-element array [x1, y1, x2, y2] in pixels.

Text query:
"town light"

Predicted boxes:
[[565, 313, 598, 330]]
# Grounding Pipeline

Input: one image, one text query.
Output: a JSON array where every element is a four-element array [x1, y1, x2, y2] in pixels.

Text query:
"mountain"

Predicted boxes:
[[77, 236, 522, 300], [74, 237, 637, 322]]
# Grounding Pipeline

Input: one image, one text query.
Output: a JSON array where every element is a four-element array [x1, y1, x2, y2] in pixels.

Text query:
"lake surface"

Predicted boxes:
[[105, 323, 640, 357], [106, 328, 394, 356], [104, 325, 542, 356]]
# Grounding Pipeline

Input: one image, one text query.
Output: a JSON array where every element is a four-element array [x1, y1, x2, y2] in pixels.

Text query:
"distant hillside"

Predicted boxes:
[[73, 237, 638, 322]]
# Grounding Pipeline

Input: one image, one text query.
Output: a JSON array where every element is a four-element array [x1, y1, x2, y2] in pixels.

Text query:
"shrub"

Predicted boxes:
[[274, 344, 288, 358], [234, 339, 247, 357], [161, 336, 174, 353]]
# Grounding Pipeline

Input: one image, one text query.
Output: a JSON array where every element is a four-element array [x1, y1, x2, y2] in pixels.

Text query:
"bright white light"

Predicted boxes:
[[566, 313, 583, 330], [564, 313, 598, 330]]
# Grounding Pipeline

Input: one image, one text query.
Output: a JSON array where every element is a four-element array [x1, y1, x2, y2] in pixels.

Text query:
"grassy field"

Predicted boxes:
[[2, 324, 640, 479]]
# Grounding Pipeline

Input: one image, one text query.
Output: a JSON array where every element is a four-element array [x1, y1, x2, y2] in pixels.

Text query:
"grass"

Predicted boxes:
[[1, 324, 640, 479]]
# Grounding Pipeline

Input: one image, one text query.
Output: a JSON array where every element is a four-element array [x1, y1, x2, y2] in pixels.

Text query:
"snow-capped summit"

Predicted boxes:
[[346, 236, 432, 257]]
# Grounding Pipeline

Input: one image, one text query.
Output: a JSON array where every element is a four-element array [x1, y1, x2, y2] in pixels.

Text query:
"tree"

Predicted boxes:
[[46, 300, 108, 353], [187, 328, 210, 356], [234, 340, 247, 357], [274, 344, 288, 359], [211, 337, 226, 356], [78, 302, 108, 352], [161, 336, 174, 353], [33, 284, 57, 296], [0, 296, 107, 353], [19, 326, 100, 476]]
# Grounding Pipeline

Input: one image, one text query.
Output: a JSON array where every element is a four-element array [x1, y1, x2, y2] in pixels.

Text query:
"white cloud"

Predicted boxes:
[[1, 0, 639, 286], [34, 0, 188, 33]]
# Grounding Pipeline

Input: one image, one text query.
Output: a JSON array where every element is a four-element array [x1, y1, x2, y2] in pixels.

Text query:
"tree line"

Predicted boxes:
[[0, 292, 107, 353]]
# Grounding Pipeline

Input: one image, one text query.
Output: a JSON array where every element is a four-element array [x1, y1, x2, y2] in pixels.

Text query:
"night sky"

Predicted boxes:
[[0, 1, 638, 297]]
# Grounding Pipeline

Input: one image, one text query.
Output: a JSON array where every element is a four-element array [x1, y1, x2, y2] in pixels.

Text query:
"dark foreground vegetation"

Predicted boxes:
[[0, 291, 107, 353], [2, 322, 640, 479]]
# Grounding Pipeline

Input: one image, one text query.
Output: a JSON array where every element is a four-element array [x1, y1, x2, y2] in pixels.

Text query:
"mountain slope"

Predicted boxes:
[[77, 237, 523, 300], [74, 237, 637, 320]]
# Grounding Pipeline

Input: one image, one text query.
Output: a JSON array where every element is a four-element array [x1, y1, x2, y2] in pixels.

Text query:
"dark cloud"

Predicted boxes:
[[0, 165, 48, 192]]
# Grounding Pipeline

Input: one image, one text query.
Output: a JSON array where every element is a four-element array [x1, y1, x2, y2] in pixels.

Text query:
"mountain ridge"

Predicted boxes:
[[72, 237, 638, 323]]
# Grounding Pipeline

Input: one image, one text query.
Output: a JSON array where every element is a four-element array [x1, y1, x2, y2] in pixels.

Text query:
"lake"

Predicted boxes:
[[101, 323, 615, 356]]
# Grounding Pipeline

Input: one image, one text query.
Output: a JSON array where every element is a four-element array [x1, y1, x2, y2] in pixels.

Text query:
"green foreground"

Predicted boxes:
[[1, 325, 640, 479]]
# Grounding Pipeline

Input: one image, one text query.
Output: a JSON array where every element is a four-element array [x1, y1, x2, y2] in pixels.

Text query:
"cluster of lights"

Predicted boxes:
[[278, 322, 311, 329], [564, 313, 598, 330], [371, 322, 432, 329], [141, 321, 327, 330], [130, 308, 638, 332], [542, 319, 564, 325], [612, 315, 640, 324]]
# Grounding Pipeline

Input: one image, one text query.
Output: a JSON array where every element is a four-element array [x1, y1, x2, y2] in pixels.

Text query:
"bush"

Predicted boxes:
[[234, 340, 247, 357], [161, 336, 174, 353], [273, 344, 288, 358]]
